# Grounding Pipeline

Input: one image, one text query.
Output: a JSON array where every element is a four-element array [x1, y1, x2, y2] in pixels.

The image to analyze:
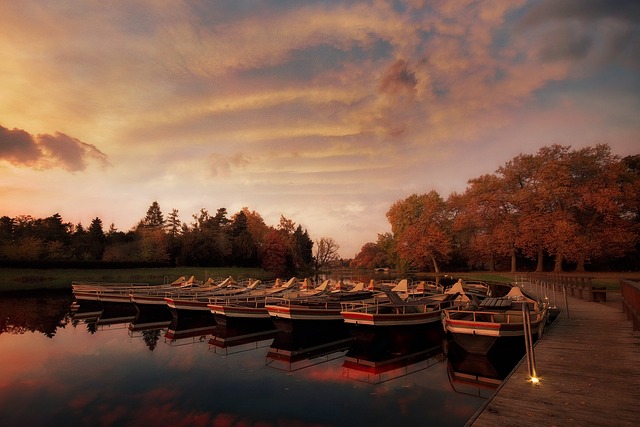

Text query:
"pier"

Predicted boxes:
[[468, 278, 640, 427]]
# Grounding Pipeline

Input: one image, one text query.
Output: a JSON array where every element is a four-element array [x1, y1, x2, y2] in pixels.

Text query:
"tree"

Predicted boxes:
[[452, 174, 519, 272], [261, 228, 294, 277], [351, 242, 389, 269], [314, 237, 340, 272], [229, 210, 258, 267], [386, 191, 452, 273], [88, 217, 106, 260], [166, 209, 182, 236], [292, 225, 314, 271], [141, 201, 165, 229]]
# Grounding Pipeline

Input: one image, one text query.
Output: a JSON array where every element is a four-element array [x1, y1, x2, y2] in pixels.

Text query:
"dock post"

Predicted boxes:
[[563, 284, 570, 319], [523, 303, 538, 381]]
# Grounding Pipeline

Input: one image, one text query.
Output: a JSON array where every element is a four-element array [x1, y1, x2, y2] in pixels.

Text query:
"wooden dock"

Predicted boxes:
[[468, 287, 640, 427]]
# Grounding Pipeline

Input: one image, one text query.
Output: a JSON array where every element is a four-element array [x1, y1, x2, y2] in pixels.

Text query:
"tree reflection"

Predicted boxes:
[[86, 322, 98, 334], [0, 291, 72, 337], [142, 328, 162, 351]]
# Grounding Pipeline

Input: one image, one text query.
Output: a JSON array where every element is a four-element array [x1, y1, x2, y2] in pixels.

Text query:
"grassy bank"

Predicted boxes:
[[0, 267, 275, 292], [459, 271, 640, 290], [2, 267, 638, 293]]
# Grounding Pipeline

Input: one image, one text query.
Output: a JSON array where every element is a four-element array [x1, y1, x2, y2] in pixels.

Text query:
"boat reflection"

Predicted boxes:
[[70, 300, 103, 323], [266, 324, 353, 372], [95, 301, 138, 327], [209, 319, 278, 355], [342, 326, 445, 384], [445, 340, 525, 398], [128, 305, 173, 336], [164, 313, 217, 346]]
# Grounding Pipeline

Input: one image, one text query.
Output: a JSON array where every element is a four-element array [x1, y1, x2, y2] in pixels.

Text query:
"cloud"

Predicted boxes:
[[0, 125, 41, 166], [518, 0, 640, 67], [208, 152, 252, 177], [0, 124, 109, 172]]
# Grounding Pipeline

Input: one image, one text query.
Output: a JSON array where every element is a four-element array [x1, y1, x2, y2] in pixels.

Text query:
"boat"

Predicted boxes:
[[265, 281, 378, 331], [442, 286, 548, 356], [208, 279, 331, 326], [165, 277, 300, 316], [133, 276, 239, 308], [72, 276, 199, 304], [340, 281, 469, 331]]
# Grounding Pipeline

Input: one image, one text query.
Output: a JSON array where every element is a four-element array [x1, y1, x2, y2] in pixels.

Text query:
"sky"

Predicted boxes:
[[1, 0, 639, 257]]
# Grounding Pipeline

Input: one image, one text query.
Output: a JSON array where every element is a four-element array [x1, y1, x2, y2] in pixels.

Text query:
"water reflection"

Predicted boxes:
[[209, 320, 278, 355], [446, 340, 525, 398], [0, 290, 72, 337], [266, 323, 353, 372], [0, 291, 529, 427], [343, 324, 446, 384], [165, 313, 217, 345]]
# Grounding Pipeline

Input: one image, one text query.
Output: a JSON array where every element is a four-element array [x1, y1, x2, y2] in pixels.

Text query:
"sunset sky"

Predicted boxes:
[[1, 1, 639, 257]]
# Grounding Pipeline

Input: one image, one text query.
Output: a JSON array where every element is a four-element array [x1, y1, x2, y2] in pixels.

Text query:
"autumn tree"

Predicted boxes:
[[351, 242, 389, 269], [386, 191, 452, 273], [452, 174, 520, 272], [261, 228, 294, 277]]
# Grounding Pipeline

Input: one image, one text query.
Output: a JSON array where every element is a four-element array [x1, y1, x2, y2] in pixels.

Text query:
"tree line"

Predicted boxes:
[[0, 204, 341, 277], [351, 144, 640, 273]]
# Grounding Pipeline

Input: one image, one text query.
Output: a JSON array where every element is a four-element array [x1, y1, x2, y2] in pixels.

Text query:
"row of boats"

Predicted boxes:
[[71, 275, 550, 356]]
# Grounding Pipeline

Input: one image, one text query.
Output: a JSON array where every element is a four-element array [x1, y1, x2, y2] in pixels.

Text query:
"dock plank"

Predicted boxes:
[[469, 289, 640, 427]]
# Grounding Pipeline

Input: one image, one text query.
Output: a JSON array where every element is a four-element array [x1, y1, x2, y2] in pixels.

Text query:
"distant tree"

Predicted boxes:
[[88, 217, 106, 260], [229, 210, 258, 267], [292, 225, 314, 271], [141, 201, 165, 229], [166, 209, 182, 236], [137, 228, 169, 263], [314, 237, 340, 272], [70, 223, 91, 260], [376, 232, 400, 270], [165, 209, 183, 265], [242, 207, 270, 246], [261, 228, 294, 277], [277, 215, 296, 235], [351, 242, 389, 269]]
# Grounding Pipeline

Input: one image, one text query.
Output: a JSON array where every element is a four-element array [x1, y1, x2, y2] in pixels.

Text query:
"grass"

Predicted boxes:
[[458, 271, 640, 290], [0, 267, 275, 292], [1, 267, 638, 293]]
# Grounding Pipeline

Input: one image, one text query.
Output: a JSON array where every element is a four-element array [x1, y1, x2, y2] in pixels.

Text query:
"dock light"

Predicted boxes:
[[530, 376, 540, 384]]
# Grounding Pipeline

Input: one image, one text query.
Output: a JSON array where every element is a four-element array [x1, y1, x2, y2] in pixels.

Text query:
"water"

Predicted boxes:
[[0, 291, 518, 427]]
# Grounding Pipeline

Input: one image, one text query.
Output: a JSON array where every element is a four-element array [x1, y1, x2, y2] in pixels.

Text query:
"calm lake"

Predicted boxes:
[[0, 290, 522, 427]]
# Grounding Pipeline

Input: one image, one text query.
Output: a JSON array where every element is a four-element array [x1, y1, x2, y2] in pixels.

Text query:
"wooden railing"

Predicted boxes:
[[621, 280, 640, 331], [524, 273, 606, 302]]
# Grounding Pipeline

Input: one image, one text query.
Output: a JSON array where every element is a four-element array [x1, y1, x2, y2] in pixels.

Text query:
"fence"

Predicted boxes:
[[621, 280, 640, 331]]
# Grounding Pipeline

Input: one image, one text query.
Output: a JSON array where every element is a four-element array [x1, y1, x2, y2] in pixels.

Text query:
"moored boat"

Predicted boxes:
[[265, 281, 377, 331], [340, 281, 468, 330], [442, 286, 548, 356]]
